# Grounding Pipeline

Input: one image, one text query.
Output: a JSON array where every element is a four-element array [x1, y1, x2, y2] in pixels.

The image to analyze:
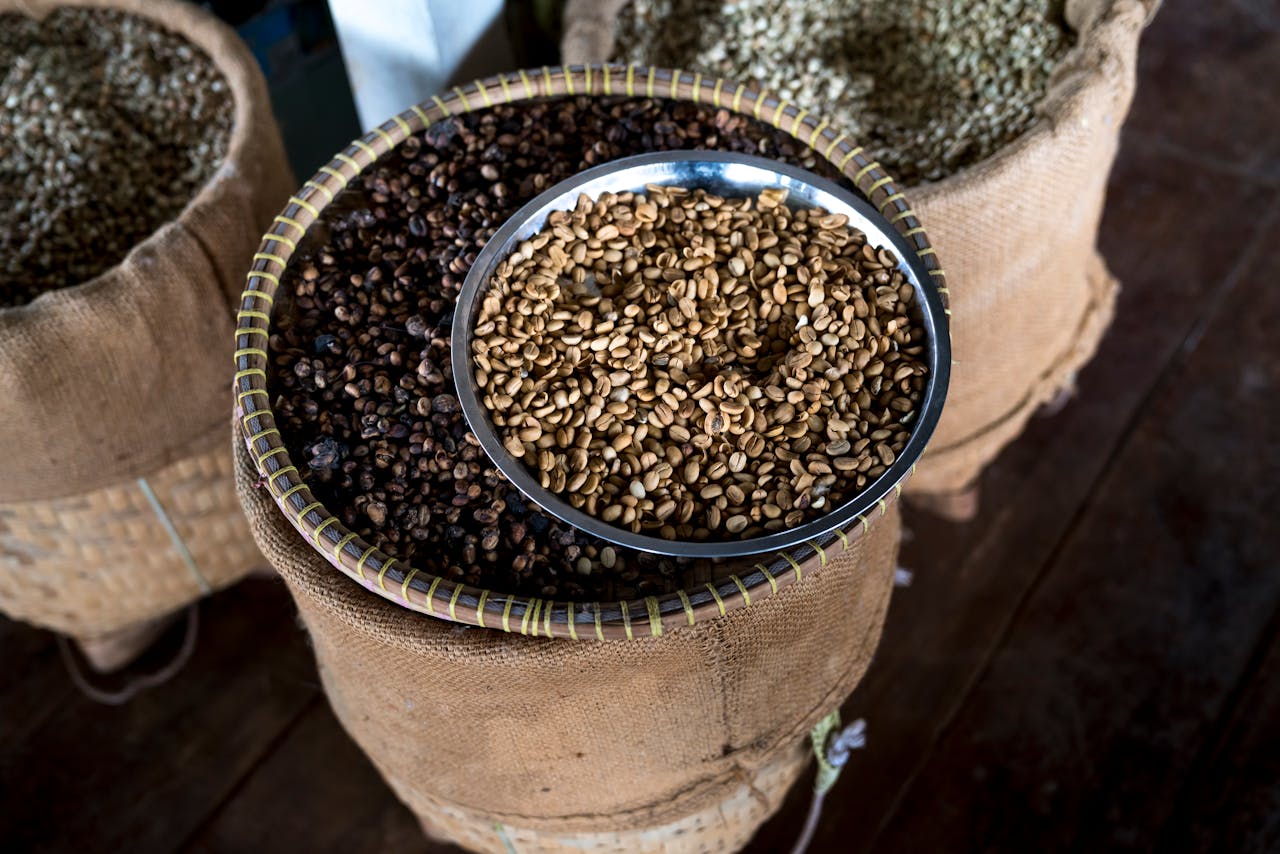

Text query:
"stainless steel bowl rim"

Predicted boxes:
[[453, 151, 950, 558]]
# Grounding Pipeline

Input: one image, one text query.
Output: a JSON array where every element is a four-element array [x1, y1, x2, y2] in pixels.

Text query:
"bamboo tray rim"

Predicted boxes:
[[232, 64, 950, 641]]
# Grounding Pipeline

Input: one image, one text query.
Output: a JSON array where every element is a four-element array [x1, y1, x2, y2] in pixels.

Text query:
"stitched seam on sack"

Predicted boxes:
[[757, 529, 897, 761], [181, 219, 241, 317], [400, 761, 753, 828]]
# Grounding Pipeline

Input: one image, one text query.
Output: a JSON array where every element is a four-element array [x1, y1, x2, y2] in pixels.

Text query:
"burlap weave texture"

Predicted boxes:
[[234, 426, 899, 839], [0, 0, 295, 503]]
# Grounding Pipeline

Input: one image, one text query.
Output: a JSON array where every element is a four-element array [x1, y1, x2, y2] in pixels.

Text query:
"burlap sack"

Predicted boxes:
[[0, 0, 292, 661], [0, 0, 294, 502], [234, 427, 900, 850], [564, 0, 1154, 512]]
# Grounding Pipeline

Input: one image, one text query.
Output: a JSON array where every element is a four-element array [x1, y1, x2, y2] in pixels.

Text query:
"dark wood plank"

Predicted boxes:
[[0, 578, 319, 854], [748, 126, 1280, 851], [187, 701, 436, 854], [1161, 611, 1280, 854], [1126, 0, 1280, 182], [0, 617, 75, 746], [867, 202, 1280, 852]]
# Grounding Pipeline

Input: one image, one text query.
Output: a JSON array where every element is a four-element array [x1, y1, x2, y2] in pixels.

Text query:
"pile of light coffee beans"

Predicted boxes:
[[475, 185, 925, 541]]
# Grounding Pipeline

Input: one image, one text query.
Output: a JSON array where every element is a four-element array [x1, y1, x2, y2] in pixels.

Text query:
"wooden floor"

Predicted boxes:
[[4, 1, 1278, 851]]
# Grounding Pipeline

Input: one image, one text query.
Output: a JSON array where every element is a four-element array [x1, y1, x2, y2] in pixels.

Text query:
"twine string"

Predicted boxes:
[[493, 822, 518, 854], [57, 604, 200, 705], [792, 713, 868, 854], [137, 477, 211, 595]]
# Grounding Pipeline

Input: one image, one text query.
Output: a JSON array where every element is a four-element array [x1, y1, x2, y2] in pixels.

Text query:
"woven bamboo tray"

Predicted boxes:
[[233, 64, 950, 640], [0, 427, 261, 640]]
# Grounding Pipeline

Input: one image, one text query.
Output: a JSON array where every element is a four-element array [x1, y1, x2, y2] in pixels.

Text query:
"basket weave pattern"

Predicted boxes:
[[234, 64, 948, 639], [407, 740, 807, 853], [0, 430, 259, 637]]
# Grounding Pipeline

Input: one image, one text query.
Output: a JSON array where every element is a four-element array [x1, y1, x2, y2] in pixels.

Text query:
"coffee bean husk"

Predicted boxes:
[[269, 96, 897, 601], [0, 8, 233, 306]]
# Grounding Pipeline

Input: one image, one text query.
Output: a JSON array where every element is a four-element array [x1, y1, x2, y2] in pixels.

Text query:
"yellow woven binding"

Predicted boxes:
[[246, 270, 279, 287], [311, 516, 338, 546], [262, 231, 296, 251], [400, 567, 419, 602], [676, 590, 695, 625], [303, 180, 334, 203], [272, 214, 305, 233], [706, 583, 726, 617], [620, 600, 633, 640], [824, 134, 848, 160], [755, 563, 779, 594], [332, 152, 360, 171], [277, 483, 307, 503], [806, 540, 828, 566], [424, 575, 442, 614], [288, 195, 319, 218], [645, 597, 663, 637], [452, 85, 472, 111], [866, 175, 893, 196], [808, 118, 830, 148], [449, 583, 464, 622], [333, 532, 358, 563], [853, 161, 882, 184], [838, 146, 865, 172], [267, 465, 296, 485], [246, 426, 280, 445]]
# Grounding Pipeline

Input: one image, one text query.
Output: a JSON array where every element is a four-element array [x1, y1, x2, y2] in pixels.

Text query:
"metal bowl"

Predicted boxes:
[[453, 150, 950, 558]]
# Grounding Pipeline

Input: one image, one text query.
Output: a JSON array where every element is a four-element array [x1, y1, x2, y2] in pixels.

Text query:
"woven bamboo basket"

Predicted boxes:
[[0, 428, 261, 669], [412, 740, 808, 854], [233, 63, 949, 640], [236, 423, 898, 853]]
